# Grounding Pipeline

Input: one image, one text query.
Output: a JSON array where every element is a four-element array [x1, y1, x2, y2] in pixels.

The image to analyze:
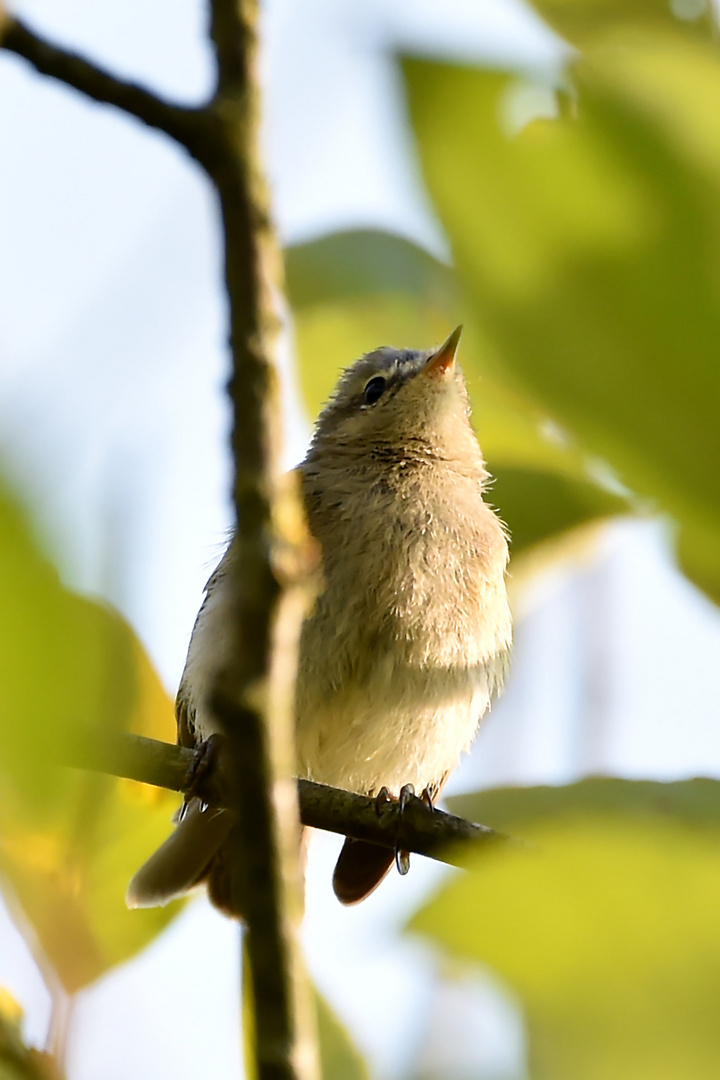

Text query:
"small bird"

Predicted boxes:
[[128, 327, 511, 914]]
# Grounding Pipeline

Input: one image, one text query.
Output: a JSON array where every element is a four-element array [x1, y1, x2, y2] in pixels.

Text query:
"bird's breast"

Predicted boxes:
[[294, 465, 510, 793]]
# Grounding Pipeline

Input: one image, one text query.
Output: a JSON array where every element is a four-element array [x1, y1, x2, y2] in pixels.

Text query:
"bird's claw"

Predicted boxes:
[[395, 848, 411, 875], [399, 783, 415, 811], [420, 786, 434, 811], [394, 783, 417, 876], [373, 783, 420, 876], [184, 733, 222, 805]]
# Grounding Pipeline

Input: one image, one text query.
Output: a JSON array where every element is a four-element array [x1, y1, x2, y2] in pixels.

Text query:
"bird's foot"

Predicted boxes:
[[183, 733, 223, 810], [372, 784, 419, 876]]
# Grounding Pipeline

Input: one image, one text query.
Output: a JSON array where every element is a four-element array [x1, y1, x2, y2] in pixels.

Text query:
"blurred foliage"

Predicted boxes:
[[315, 991, 370, 1080], [403, 16, 720, 601], [286, 230, 628, 555], [241, 939, 256, 1080], [449, 775, 720, 830], [242, 936, 368, 1080], [532, 0, 716, 48], [0, 990, 60, 1080], [411, 816, 720, 1080], [0, 482, 180, 993], [401, 5, 720, 1076]]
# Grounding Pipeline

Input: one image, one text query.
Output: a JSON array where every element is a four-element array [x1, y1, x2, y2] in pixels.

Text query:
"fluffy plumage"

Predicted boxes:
[[127, 330, 511, 914]]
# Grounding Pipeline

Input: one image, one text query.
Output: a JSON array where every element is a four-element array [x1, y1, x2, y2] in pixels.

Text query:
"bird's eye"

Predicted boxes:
[[363, 376, 387, 405]]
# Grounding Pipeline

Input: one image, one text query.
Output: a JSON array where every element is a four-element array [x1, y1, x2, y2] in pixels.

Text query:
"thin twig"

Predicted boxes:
[[67, 731, 506, 866], [0, 17, 207, 150]]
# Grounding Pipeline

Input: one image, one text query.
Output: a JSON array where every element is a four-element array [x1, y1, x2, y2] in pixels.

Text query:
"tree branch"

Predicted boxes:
[[203, 2, 318, 1079], [67, 731, 506, 866], [2, 4, 316, 1077], [0, 16, 205, 150]]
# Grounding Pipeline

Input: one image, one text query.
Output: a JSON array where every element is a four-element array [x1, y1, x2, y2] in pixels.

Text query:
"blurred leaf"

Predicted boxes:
[[0, 988, 60, 1080], [491, 466, 625, 551], [448, 775, 720, 830], [403, 36, 720, 601], [315, 989, 370, 1080], [532, 0, 714, 49], [411, 817, 720, 1079], [286, 231, 628, 554], [242, 940, 368, 1080], [285, 228, 455, 310], [241, 939, 257, 1080], [0, 483, 180, 993]]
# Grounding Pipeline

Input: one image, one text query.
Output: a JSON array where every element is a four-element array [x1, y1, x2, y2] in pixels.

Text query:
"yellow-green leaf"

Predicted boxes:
[[0, 483, 181, 992], [532, 0, 714, 50], [315, 990, 369, 1080], [411, 818, 720, 1080], [403, 34, 720, 600]]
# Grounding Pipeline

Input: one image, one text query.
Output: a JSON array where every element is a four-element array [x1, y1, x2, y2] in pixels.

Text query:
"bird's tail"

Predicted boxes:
[[126, 798, 234, 912], [332, 838, 395, 904]]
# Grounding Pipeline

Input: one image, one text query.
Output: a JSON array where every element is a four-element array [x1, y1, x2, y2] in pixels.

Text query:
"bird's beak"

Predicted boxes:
[[423, 325, 463, 379]]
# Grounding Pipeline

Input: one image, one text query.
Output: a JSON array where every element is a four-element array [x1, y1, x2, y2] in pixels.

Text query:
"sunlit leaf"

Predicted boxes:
[[0, 483, 180, 993], [403, 32, 720, 601], [286, 231, 627, 554], [411, 817, 720, 1080]]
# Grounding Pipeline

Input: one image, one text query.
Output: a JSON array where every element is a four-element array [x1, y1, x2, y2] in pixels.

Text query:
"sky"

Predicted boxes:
[[2, 2, 720, 1078]]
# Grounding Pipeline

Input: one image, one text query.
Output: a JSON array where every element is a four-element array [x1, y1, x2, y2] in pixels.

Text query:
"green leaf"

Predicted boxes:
[[285, 228, 455, 310], [531, 0, 714, 50], [0, 482, 181, 992], [448, 775, 720, 831], [0, 990, 57, 1080], [402, 37, 720, 600], [491, 466, 625, 553], [286, 231, 628, 555], [411, 817, 720, 1080], [316, 990, 370, 1080]]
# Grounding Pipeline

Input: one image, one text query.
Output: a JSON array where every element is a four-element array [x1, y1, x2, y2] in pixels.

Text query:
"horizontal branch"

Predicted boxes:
[[0, 17, 206, 150], [67, 731, 506, 867]]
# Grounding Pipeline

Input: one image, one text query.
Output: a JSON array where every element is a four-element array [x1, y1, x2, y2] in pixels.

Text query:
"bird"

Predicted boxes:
[[127, 326, 511, 915]]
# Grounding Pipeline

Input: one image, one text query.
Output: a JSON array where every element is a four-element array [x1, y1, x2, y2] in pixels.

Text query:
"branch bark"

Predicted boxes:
[[0, 17, 205, 149], [67, 731, 506, 866], [202, 3, 319, 1080]]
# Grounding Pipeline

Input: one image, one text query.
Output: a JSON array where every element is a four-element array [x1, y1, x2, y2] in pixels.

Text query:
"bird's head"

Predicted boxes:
[[308, 327, 479, 464]]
